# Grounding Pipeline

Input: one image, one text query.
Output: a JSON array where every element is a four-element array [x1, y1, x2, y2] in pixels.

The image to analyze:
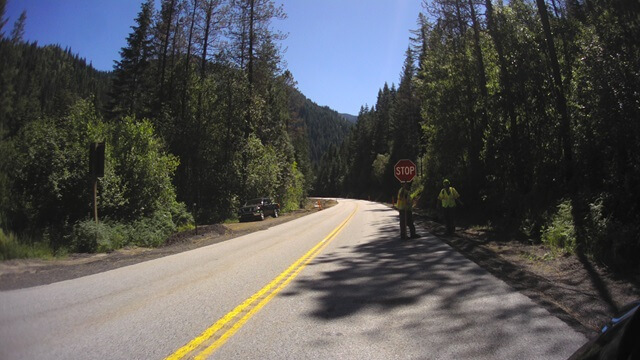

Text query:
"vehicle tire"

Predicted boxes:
[[273, 209, 279, 218], [259, 212, 265, 221]]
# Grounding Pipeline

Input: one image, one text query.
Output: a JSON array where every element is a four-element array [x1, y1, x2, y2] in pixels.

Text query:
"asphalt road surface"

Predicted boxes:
[[0, 199, 586, 359]]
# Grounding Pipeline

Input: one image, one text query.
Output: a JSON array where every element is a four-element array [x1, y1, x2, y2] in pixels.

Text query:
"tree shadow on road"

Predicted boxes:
[[281, 206, 586, 359]]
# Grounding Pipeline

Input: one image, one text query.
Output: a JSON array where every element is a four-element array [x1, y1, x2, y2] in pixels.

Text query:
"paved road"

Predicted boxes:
[[0, 199, 586, 359]]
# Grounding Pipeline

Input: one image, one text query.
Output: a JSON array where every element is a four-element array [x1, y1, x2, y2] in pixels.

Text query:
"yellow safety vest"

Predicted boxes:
[[438, 187, 460, 208], [397, 188, 412, 210]]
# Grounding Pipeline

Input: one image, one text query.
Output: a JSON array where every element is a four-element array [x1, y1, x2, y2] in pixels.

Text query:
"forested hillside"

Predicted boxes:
[[0, 0, 347, 258], [339, 113, 358, 124], [287, 87, 352, 164], [314, 0, 640, 272]]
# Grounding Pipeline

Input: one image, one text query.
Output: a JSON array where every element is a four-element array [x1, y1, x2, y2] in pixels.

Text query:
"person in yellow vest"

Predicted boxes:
[[397, 182, 420, 240], [438, 179, 462, 234]]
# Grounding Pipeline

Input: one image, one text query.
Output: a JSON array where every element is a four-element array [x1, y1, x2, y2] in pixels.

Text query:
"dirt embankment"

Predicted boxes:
[[414, 214, 640, 338]]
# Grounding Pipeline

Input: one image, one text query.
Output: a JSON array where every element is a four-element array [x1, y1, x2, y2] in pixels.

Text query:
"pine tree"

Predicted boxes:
[[227, 0, 286, 198], [391, 48, 421, 162], [155, 0, 179, 104], [10, 10, 26, 43], [109, 0, 154, 120], [535, 0, 572, 182], [0, 0, 8, 38]]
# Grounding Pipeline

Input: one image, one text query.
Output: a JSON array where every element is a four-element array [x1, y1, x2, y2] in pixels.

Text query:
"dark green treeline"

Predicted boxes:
[[1, 0, 351, 255], [315, 0, 640, 272]]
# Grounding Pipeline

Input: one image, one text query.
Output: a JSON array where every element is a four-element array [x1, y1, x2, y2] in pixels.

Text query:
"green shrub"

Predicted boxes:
[[168, 200, 194, 228], [128, 210, 176, 248], [0, 228, 54, 260], [281, 161, 305, 212], [2, 100, 189, 252], [70, 220, 129, 253], [245, 134, 280, 200], [70, 208, 185, 253], [582, 196, 609, 255], [541, 200, 577, 254], [105, 116, 181, 220]]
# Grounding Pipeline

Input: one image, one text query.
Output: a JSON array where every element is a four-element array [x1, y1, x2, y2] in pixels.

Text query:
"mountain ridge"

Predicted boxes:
[[339, 113, 358, 124]]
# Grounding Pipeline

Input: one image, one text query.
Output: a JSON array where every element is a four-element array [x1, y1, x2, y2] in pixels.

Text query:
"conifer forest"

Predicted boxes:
[[1, 0, 639, 274]]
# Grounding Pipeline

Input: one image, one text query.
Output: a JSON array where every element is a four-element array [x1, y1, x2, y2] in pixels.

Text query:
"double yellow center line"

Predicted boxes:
[[166, 205, 358, 360]]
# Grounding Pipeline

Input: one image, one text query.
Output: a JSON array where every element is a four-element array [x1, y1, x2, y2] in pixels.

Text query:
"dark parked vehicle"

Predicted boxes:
[[237, 198, 280, 222]]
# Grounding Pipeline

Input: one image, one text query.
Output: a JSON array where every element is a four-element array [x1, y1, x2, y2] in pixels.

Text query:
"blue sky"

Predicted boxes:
[[5, 0, 424, 115]]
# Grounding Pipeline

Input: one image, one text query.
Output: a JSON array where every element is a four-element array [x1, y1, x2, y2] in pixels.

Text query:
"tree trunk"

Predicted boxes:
[[467, 0, 489, 194], [182, 0, 198, 118], [200, 1, 214, 80], [159, 0, 177, 103], [241, 0, 255, 199], [168, 14, 181, 105], [535, 0, 573, 182], [484, 0, 520, 187]]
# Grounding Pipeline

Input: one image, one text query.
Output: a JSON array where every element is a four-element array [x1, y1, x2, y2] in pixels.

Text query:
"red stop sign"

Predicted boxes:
[[394, 159, 416, 182]]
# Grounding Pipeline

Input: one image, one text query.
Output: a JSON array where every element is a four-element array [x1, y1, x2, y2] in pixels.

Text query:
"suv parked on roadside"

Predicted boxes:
[[237, 197, 280, 222]]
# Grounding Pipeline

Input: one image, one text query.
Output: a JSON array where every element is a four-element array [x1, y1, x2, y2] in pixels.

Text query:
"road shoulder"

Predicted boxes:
[[413, 213, 640, 339], [0, 200, 335, 291]]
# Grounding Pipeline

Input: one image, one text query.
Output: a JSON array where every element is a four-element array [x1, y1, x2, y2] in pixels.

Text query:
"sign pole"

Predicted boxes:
[[94, 178, 98, 224], [404, 182, 407, 236]]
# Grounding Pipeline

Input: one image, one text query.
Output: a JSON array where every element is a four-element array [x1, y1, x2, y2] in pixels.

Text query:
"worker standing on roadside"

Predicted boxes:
[[397, 182, 419, 240], [438, 179, 462, 234]]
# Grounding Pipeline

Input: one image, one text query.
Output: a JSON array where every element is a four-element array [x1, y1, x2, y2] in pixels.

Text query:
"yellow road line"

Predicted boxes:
[[166, 204, 358, 360]]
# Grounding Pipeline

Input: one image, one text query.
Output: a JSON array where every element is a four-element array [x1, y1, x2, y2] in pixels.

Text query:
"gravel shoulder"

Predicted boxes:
[[0, 200, 335, 291], [2, 200, 639, 343], [413, 213, 640, 339]]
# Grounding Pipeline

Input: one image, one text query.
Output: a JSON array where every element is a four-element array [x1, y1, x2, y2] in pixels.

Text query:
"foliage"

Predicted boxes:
[[2, 0, 316, 256], [541, 200, 576, 254], [108, 0, 154, 120], [70, 209, 183, 253], [105, 116, 180, 219], [0, 228, 54, 260], [244, 134, 280, 200], [287, 88, 352, 165], [371, 153, 390, 187], [4, 0, 637, 274], [5, 100, 98, 248], [0, 39, 111, 136], [281, 161, 305, 212], [312, 0, 640, 272], [1, 95, 190, 253]]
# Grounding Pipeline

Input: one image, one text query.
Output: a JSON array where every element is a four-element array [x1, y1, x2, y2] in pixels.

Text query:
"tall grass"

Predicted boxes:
[[0, 228, 54, 260]]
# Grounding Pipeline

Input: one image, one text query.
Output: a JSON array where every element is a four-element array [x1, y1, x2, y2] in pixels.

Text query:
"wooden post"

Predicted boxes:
[[194, 203, 198, 235], [93, 178, 98, 224]]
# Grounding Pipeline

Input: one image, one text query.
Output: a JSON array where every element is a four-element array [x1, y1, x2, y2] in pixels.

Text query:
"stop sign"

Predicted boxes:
[[394, 159, 416, 182]]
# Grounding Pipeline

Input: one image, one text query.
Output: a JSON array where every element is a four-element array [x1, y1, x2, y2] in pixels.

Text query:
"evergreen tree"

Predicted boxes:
[[155, 0, 179, 105], [109, 0, 154, 120], [535, 0, 573, 182], [226, 0, 286, 198], [0, 0, 8, 38], [9, 10, 25, 43], [391, 47, 421, 163]]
